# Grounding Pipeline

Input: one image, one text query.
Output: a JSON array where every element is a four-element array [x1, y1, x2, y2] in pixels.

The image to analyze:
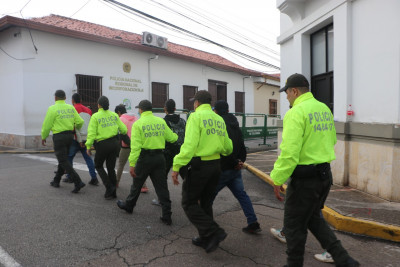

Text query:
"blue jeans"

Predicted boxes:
[[67, 140, 97, 179], [212, 169, 258, 225]]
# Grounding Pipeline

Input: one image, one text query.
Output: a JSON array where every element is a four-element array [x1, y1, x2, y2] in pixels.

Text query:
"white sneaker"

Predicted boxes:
[[151, 199, 161, 206], [270, 228, 286, 243], [314, 251, 334, 263]]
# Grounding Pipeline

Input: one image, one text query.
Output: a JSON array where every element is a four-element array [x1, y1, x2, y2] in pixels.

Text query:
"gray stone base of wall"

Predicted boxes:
[[0, 133, 53, 149]]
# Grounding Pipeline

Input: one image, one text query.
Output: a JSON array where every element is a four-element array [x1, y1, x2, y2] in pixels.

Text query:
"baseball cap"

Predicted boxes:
[[279, 73, 310, 92], [189, 90, 212, 104], [135, 100, 152, 111]]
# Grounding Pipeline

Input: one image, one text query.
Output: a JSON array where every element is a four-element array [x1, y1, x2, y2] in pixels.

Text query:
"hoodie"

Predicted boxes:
[[120, 113, 138, 148], [220, 113, 247, 171]]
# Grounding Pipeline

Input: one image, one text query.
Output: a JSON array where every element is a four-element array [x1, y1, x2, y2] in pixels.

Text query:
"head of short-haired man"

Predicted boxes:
[[115, 104, 127, 117], [213, 100, 229, 115], [191, 90, 212, 110], [135, 100, 152, 115], [54, 90, 66, 101], [71, 93, 81, 105], [97, 96, 110, 111], [164, 99, 176, 115], [279, 73, 310, 106]]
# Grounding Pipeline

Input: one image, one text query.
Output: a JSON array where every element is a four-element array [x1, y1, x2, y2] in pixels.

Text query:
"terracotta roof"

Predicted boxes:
[[0, 14, 270, 77]]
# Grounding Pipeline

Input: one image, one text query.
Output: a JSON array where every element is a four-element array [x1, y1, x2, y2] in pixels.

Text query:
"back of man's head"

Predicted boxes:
[[192, 90, 212, 105], [72, 93, 81, 103], [55, 90, 66, 100], [165, 99, 176, 114], [214, 100, 229, 115], [115, 104, 127, 114]]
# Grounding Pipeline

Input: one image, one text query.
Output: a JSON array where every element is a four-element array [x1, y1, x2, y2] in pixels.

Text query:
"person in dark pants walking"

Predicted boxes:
[[270, 73, 359, 267], [41, 89, 86, 193], [117, 100, 177, 225], [86, 96, 127, 200], [212, 100, 261, 234], [171, 91, 233, 253]]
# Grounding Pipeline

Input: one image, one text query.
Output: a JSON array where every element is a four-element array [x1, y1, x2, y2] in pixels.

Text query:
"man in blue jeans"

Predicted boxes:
[[212, 100, 261, 234], [63, 93, 99, 186]]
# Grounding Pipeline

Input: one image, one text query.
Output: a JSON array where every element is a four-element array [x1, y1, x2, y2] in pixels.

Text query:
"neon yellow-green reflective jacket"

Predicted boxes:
[[270, 92, 337, 186], [85, 108, 127, 149], [129, 111, 178, 167], [173, 104, 233, 172], [41, 100, 84, 139]]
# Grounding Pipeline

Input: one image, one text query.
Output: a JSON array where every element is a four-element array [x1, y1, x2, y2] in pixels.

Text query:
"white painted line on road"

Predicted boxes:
[[17, 154, 128, 173], [0, 246, 21, 267]]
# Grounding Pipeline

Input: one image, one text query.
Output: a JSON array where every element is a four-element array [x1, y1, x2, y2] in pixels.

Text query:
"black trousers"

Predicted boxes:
[[53, 132, 82, 186], [126, 151, 172, 219], [284, 163, 350, 267], [181, 158, 222, 238], [94, 137, 119, 194], [164, 150, 188, 179]]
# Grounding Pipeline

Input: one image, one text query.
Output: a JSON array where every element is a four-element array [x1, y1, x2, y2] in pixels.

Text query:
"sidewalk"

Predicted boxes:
[[244, 149, 400, 243]]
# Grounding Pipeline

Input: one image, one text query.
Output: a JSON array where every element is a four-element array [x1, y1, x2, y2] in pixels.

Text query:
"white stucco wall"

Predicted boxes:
[[0, 28, 255, 138], [278, 0, 400, 124], [0, 27, 26, 135]]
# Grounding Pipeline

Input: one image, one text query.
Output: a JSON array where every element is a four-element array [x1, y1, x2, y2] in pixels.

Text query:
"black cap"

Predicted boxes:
[[135, 100, 152, 111], [98, 96, 109, 110], [55, 90, 66, 99], [279, 73, 309, 92], [189, 90, 212, 104], [214, 100, 229, 114]]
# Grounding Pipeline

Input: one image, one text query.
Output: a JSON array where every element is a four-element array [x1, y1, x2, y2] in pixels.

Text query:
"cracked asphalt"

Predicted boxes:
[[0, 152, 399, 266]]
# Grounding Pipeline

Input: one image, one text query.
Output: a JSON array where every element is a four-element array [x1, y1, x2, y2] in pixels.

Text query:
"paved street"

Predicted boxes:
[[0, 152, 399, 266]]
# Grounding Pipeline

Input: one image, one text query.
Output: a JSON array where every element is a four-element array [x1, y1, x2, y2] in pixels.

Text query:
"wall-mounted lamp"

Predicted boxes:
[[242, 76, 252, 92], [272, 91, 275, 96]]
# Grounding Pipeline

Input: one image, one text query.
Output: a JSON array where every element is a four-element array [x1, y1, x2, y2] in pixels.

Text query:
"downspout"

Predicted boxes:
[[147, 54, 158, 100]]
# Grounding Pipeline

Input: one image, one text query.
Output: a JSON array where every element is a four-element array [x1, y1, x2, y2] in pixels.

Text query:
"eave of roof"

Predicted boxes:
[[0, 15, 267, 77]]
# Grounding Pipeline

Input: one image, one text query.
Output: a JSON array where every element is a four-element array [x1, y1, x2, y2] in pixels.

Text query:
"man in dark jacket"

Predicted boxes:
[[212, 100, 261, 234]]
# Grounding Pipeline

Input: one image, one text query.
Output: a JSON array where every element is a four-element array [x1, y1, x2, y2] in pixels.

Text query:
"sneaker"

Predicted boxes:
[[270, 228, 286, 243], [314, 251, 334, 263], [141, 186, 149, 193], [152, 199, 161, 206], [88, 178, 99, 186], [242, 222, 262, 234]]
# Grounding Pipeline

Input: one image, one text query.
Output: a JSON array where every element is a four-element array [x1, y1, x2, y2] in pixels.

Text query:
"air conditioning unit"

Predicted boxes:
[[141, 32, 168, 50]]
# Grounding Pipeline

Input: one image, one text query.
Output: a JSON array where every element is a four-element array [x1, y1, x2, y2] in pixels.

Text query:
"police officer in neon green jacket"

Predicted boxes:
[[41, 89, 86, 193], [171, 90, 233, 253], [270, 74, 359, 267], [117, 100, 177, 225], [86, 96, 127, 200]]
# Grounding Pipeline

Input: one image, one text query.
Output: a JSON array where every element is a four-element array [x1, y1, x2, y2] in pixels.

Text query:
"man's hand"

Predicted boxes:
[[172, 171, 179, 185], [87, 148, 92, 156], [273, 185, 285, 202], [234, 160, 244, 170], [80, 142, 85, 148], [130, 166, 136, 178], [41, 139, 46, 146]]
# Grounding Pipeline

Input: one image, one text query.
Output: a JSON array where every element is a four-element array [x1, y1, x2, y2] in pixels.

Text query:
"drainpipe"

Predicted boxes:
[[242, 76, 251, 92], [147, 54, 158, 100]]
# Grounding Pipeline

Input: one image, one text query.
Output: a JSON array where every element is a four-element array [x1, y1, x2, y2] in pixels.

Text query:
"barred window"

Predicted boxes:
[[75, 74, 102, 113]]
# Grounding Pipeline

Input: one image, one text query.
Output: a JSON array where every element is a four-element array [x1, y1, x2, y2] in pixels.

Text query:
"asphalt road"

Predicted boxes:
[[0, 153, 399, 267]]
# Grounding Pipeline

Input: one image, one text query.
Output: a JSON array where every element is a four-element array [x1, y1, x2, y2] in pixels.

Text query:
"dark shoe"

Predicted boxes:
[[50, 181, 60, 188], [71, 182, 85, 193], [117, 200, 133, 214], [105, 192, 117, 200], [192, 236, 207, 249], [160, 216, 172, 225], [205, 229, 227, 253], [88, 178, 99, 186], [242, 222, 262, 234], [62, 177, 74, 183], [336, 257, 360, 267]]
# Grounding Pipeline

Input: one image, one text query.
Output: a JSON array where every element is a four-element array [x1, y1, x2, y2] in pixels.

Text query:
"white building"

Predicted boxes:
[[276, 0, 400, 201], [0, 14, 268, 149]]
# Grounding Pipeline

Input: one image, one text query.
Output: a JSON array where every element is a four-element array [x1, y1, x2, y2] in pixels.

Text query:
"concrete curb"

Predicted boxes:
[[243, 162, 400, 242]]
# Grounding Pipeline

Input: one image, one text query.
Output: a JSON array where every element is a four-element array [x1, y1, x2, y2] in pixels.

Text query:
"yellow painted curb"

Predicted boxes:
[[243, 162, 400, 242]]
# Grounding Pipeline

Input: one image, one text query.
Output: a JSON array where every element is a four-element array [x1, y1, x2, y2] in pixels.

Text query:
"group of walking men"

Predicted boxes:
[[41, 73, 359, 266]]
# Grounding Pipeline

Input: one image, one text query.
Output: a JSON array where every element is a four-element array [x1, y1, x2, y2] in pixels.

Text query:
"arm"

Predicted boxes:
[[41, 107, 55, 142], [164, 123, 178, 143], [85, 115, 98, 149], [128, 122, 143, 167], [117, 116, 128, 135]]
